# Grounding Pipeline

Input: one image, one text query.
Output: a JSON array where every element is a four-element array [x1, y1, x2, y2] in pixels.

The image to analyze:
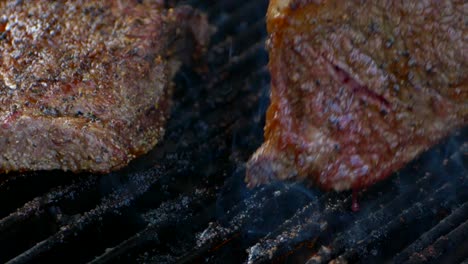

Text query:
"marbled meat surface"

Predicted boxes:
[[0, 0, 210, 173], [246, 0, 467, 191]]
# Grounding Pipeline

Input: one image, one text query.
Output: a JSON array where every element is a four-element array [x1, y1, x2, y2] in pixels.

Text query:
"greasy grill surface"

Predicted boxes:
[[0, 0, 467, 263]]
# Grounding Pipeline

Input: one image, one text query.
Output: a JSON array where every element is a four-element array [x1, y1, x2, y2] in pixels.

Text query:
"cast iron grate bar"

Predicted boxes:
[[164, 65, 268, 148], [244, 185, 395, 264], [0, 172, 87, 219], [169, 125, 464, 262], [243, 156, 461, 264], [5, 169, 164, 264], [406, 218, 468, 264], [0, 175, 99, 262], [0, 175, 97, 233], [305, 168, 464, 264], [174, 182, 312, 264], [89, 188, 216, 264], [242, 162, 430, 264], [394, 201, 468, 263], [329, 182, 459, 263], [245, 202, 326, 264]]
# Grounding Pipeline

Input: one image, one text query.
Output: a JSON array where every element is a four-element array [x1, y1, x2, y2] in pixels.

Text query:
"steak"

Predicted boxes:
[[0, 0, 211, 173], [246, 0, 467, 191]]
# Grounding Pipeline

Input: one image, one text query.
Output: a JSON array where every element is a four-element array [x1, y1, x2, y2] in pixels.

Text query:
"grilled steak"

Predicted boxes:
[[0, 0, 210, 173], [246, 0, 467, 191]]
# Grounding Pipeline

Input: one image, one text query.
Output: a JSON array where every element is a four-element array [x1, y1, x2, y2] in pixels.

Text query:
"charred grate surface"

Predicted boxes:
[[0, 1, 467, 263]]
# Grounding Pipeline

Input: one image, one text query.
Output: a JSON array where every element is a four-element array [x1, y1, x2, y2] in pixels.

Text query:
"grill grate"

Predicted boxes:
[[0, 1, 467, 263], [394, 202, 468, 263]]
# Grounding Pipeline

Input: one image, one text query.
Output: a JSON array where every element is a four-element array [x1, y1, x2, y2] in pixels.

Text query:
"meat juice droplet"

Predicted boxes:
[[352, 189, 360, 212]]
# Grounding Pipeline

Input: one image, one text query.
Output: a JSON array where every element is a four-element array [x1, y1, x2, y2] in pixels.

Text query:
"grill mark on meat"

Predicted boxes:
[[326, 63, 391, 113], [246, 0, 467, 191]]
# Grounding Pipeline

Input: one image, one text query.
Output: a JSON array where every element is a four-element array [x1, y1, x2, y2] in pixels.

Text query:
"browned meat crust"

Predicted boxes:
[[246, 0, 467, 191], [0, 0, 210, 173]]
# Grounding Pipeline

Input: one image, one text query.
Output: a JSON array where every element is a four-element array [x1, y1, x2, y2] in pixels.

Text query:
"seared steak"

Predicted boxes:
[[0, 0, 210, 173], [246, 0, 467, 191]]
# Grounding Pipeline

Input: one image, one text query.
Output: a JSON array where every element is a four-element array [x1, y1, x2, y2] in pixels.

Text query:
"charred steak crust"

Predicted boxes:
[[0, 0, 210, 173], [246, 0, 467, 191]]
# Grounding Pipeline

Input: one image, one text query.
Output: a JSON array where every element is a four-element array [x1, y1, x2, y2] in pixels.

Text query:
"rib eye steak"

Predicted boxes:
[[246, 0, 467, 191], [0, 0, 210, 173]]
